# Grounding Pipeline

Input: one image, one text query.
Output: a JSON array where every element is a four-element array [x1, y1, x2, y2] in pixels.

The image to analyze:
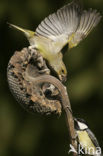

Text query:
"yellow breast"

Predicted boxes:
[[77, 131, 96, 155]]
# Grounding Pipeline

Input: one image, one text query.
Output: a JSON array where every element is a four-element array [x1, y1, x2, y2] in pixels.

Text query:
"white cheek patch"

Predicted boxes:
[[78, 121, 88, 130]]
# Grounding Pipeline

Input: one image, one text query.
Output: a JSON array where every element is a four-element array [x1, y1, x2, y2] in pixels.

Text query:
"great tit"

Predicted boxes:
[[74, 118, 102, 156]]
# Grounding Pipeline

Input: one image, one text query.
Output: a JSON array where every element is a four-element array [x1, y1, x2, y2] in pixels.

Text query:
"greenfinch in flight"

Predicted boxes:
[[9, 0, 102, 82]]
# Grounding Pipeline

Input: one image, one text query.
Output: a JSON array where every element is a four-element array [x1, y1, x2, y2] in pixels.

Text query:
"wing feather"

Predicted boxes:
[[69, 9, 102, 48], [86, 129, 100, 148], [48, 14, 63, 33], [35, 1, 81, 42], [44, 17, 60, 34]]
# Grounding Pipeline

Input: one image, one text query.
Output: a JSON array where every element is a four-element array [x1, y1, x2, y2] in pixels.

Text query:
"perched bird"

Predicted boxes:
[[74, 118, 102, 156], [8, 0, 102, 81]]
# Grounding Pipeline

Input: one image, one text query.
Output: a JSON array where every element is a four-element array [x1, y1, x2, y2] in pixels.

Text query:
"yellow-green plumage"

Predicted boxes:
[[8, 1, 102, 81], [77, 131, 97, 155]]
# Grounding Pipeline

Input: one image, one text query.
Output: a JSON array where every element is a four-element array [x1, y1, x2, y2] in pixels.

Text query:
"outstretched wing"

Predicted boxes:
[[69, 9, 102, 48], [35, 1, 81, 43]]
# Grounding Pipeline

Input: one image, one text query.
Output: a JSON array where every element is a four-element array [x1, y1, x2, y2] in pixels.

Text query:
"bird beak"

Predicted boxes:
[[59, 75, 67, 83]]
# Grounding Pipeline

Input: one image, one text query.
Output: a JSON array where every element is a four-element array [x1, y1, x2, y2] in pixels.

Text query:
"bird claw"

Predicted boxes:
[[28, 45, 36, 50], [28, 45, 38, 56], [72, 134, 78, 141], [37, 56, 44, 68]]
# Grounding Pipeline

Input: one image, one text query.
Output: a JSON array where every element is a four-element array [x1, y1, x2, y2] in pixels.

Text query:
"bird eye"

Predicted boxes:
[[61, 69, 64, 74]]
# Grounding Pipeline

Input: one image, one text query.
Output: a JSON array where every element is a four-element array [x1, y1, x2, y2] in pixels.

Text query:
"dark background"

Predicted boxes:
[[0, 0, 103, 156]]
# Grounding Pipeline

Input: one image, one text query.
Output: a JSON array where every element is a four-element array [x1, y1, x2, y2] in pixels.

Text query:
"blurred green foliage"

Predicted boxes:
[[0, 0, 103, 156]]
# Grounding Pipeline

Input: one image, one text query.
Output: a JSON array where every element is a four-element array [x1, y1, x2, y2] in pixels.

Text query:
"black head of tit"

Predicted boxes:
[[74, 118, 88, 131], [74, 118, 102, 156]]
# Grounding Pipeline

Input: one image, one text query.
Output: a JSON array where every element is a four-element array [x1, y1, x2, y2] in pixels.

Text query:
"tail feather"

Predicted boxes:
[[7, 22, 35, 39]]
